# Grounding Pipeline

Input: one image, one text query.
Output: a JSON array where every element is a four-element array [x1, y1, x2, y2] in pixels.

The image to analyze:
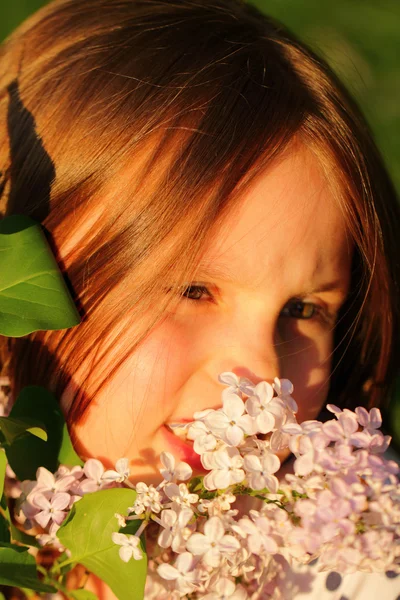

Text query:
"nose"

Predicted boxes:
[[193, 311, 281, 411], [173, 299, 284, 420], [209, 335, 280, 389]]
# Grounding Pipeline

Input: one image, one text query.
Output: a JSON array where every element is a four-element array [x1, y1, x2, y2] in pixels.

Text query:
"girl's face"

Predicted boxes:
[[64, 146, 352, 483]]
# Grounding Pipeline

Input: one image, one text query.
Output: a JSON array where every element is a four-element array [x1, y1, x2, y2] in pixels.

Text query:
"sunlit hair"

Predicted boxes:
[[0, 0, 398, 425]]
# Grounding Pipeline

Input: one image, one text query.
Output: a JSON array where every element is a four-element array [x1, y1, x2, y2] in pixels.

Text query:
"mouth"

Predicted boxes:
[[162, 423, 205, 473]]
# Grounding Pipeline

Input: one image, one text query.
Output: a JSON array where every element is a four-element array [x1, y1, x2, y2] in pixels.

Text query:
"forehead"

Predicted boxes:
[[197, 146, 352, 290]]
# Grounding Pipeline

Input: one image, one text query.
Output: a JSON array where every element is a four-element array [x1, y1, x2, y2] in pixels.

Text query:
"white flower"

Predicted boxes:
[[114, 513, 127, 528], [145, 573, 182, 600], [355, 406, 382, 432], [79, 459, 111, 494], [202, 577, 248, 599], [187, 421, 218, 455], [218, 372, 255, 397], [198, 492, 237, 517], [32, 492, 70, 529], [132, 482, 163, 514], [165, 483, 199, 508], [322, 409, 359, 444], [237, 514, 278, 555], [157, 552, 196, 595], [186, 516, 240, 567], [112, 532, 143, 561], [245, 381, 276, 434], [202, 447, 245, 491], [273, 378, 298, 413], [160, 452, 192, 482], [243, 452, 280, 492], [35, 466, 77, 495], [204, 391, 255, 446], [157, 507, 194, 552], [36, 522, 65, 551], [101, 458, 130, 483]]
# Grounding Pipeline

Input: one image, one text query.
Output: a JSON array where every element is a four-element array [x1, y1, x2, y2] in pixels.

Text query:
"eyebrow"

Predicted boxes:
[[194, 264, 238, 284], [194, 264, 349, 297]]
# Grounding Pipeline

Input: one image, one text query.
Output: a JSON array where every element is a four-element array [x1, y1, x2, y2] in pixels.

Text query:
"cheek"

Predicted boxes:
[[68, 319, 193, 462], [278, 323, 333, 423]]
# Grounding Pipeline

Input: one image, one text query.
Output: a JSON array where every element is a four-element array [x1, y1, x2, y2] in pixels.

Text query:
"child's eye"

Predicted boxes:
[[180, 284, 212, 301], [280, 299, 319, 320]]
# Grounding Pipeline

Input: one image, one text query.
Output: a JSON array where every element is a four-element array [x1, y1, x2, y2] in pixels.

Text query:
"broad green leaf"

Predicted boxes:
[[58, 422, 84, 468], [6, 386, 82, 481], [0, 493, 37, 548], [0, 450, 6, 499], [0, 512, 10, 544], [0, 214, 80, 337], [69, 590, 99, 600], [58, 488, 147, 600], [0, 416, 47, 445], [10, 523, 39, 548], [0, 544, 56, 592]]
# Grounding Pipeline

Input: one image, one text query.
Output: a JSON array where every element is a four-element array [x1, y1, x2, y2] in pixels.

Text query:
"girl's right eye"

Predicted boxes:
[[180, 284, 211, 301]]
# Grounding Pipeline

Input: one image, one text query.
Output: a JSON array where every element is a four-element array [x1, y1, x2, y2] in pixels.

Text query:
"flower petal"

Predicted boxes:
[[31, 493, 50, 510], [157, 563, 179, 580], [175, 551, 194, 574], [225, 424, 244, 446], [119, 545, 133, 563], [186, 532, 210, 555], [222, 392, 245, 420], [35, 511, 51, 529], [51, 493, 70, 511], [175, 461, 192, 481], [257, 410, 275, 434], [112, 532, 128, 546], [218, 372, 239, 387], [116, 458, 130, 476], [36, 467, 55, 489], [204, 516, 225, 542], [243, 454, 262, 472], [84, 458, 104, 481], [160, 452, 175, 472]]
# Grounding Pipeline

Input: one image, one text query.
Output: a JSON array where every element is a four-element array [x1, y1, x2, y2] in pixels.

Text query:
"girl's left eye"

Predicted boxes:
[[280, 299, 319, 320]]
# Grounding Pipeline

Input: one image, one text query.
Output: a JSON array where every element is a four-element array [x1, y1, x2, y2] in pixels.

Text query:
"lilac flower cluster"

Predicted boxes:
[[113, 373, 400, 599], [18, 458, 130, 548], [16, 373, 400, 600]]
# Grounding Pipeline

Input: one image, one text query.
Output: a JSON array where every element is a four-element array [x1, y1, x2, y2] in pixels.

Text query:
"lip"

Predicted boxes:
[[162, 424, 206, 473]]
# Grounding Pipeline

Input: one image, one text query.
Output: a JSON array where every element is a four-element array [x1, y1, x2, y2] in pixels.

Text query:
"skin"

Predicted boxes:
[[62, 144, 353, 491]]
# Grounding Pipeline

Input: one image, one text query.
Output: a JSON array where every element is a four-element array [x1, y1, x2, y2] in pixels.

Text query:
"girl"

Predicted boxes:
[[0, 0, 399, 598]]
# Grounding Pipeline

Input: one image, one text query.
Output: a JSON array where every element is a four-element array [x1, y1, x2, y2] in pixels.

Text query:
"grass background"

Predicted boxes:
[[1, 0, 400, 445]]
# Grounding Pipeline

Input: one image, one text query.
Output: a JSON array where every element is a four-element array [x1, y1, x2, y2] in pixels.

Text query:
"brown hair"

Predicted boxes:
[[0, 0, 399, 425]]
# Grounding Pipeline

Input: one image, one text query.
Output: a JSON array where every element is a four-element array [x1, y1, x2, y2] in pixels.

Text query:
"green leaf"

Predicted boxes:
[[10, 523, 39, 548], [19, 590, 36, 599], [0, 493, 37, 548], [0, 450, 6, 499], [0, 416, 47, 445], [0, 214, 80, 337], [57, 488, 147, 600], [69, 590, 99, 600], [6, 386, 82, 481], [58, 422, 84, 468], [0, 512, 10, 544], [0, 544, 56, 592]]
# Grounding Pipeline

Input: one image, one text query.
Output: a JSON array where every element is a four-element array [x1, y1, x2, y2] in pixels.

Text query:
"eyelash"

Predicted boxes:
[[179, 284, 332, 323]]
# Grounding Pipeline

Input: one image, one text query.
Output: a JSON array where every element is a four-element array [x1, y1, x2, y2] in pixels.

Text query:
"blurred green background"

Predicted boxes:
[[1, 0, 399, 447], [1, 0, 399, 190]]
